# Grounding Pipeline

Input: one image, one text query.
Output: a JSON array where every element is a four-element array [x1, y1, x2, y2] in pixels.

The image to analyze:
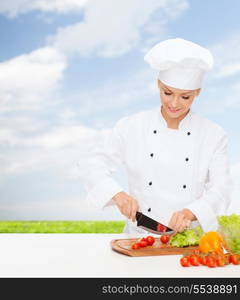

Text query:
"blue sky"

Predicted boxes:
[[0, 0, 239, 220]]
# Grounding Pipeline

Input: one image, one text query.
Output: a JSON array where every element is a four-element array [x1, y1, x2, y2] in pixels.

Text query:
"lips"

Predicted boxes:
[[168, 107, 182, 113]]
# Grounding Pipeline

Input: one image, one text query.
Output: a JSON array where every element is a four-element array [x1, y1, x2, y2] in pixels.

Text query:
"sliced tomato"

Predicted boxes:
[[157, 224, 167, 232]]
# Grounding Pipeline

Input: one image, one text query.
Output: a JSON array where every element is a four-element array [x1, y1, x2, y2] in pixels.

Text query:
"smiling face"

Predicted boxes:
[[157, 80, 201, 120]]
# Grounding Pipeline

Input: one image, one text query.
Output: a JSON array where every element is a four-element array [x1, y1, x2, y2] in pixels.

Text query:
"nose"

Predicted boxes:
[[170, 95, 179, 108]]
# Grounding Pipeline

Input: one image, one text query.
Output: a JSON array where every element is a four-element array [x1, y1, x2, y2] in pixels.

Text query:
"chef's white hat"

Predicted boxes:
[[144, 38, 213, 90]]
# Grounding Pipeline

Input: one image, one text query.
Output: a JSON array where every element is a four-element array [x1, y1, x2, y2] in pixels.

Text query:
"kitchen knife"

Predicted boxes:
[[136, 211, 174, 235]]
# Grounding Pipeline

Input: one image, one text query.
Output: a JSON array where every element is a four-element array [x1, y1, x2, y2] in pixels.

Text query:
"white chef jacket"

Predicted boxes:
[[78, 106, 231, 233]]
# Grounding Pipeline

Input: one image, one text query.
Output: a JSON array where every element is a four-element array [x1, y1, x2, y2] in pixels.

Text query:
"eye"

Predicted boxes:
[[182, 96, 190, 100], [164, 91, 172, 96]]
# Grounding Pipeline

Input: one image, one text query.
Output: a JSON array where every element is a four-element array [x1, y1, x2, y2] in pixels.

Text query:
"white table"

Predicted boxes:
[[0, 234, 239, 278]]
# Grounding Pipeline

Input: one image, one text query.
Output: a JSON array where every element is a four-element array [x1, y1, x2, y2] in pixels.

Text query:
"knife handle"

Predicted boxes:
[[135, 211, 141, 220]]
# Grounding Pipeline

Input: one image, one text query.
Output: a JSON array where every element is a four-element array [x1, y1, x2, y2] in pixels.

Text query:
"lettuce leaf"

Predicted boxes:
[[217, 214, 240, 254], [169, 226, 204, 247]]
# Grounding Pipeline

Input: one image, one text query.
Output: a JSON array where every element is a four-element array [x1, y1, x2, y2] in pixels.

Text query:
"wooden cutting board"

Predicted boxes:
[[111, 238, 198, 257]]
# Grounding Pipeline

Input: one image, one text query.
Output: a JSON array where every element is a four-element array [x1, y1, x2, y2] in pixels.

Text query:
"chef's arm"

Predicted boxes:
[[77, 118, 128, 209], [185, 133, 232, 232]]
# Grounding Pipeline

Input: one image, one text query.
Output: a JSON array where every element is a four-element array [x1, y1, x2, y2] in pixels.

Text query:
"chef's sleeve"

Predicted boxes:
[[77, 118, 128, 209], [185, 132, 232, 232]]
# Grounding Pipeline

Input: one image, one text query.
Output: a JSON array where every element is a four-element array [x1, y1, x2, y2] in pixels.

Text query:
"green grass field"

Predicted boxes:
[[0, 221, 125, 233]]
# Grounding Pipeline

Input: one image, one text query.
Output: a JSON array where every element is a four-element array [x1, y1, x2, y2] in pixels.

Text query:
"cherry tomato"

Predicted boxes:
[[180, 256, 190, 267], [216, 256, 225, 267], [157, 224, 167, 232], [190, 255, 200, 266], [160, 235, 170, 244], [146, 236, 155, 246], [206, 256, 216, 268], [230, 254, 240, 265], [224, 253, 231, 265], [140, 237, 147, 242], [131, 243, 141, 250], [139, 240, 148, 247], [198, 255, 207, 266]]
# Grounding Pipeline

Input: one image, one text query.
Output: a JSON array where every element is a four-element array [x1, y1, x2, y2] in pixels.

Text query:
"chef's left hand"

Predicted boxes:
[[168, 208, 197, 233]]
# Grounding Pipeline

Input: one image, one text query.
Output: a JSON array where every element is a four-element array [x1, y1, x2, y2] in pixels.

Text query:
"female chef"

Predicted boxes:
[[79, 38, 231, 234]]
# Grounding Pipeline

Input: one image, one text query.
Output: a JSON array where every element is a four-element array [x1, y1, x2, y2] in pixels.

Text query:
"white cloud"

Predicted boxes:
[[0, 128, 18, 146], [0, 124, 108, 176], [216, 62, 240, 78], [0, 122, 106, 149], [0, 0, 189, 116], [194, 79, 240, 116], [0, 115, 48, 134], [193, 34, 240, 115], [58, 108, 77, 123], [0, 66, 158, 181], [23, 125, 102, 149], [210, 34, 240, 78], [0, 59, 158, 179], [0, 47, 67, 113], [61, 67, 158, 128], [0, 0, 88, 18], [222, 81, 240, 108], [51, 0, 189, 57]]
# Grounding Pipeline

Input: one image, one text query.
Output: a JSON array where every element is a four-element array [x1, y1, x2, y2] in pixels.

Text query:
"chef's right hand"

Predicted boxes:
[[112, 191, 139, 222]]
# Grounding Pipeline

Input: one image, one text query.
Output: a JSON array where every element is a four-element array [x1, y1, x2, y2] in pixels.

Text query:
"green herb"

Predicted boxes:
[[169, 226, 204, 247]]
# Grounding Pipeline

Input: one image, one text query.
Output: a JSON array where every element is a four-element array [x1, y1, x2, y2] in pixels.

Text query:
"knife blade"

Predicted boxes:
[[136, 211, 174, 235]]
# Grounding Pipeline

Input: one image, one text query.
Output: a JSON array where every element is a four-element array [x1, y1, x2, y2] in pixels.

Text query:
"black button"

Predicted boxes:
[[148, 208, 151, 212], [153, 130, 157, 134], [183, 185, 186, 189], [150, 153, 154, 157], [187, 132, 191, 135], [149, 182, 152, 186], [185, 158, 189, 161]]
